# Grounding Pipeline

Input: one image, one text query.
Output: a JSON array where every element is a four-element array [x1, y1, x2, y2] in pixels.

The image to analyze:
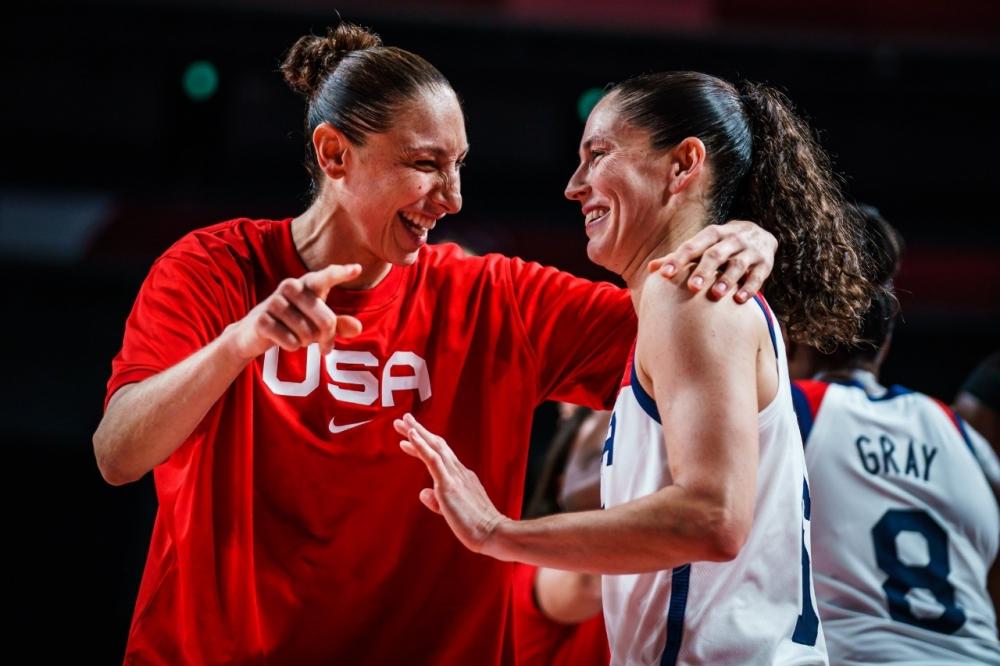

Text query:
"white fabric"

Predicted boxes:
[[805, 377, 1000, 665], [600, 299, 827, 665]]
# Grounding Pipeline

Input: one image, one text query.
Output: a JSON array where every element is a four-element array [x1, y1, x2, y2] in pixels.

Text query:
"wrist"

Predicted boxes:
[[218, 323, 258, 366], [481, 515, 517, 562]]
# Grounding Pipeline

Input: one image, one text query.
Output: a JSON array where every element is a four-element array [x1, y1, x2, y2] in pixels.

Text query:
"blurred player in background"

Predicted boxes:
[[514, 406, 611, 666], [955, 352, 1000, 453], [954, 351, 1000, 627], [791, 207, 1000, 664]]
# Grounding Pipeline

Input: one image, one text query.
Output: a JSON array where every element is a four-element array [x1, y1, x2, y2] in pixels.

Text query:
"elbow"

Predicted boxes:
[[680, 495, 752, 562], [92, 429, 142, 486], [702, 513, 751, 562]]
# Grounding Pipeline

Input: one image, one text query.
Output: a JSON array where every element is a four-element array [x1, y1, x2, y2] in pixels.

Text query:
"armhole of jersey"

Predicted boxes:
[[931, 397, 979, 462], [790, 380, 830, 445], [751, 293, 778, 359], [630, 357, 662, 424]]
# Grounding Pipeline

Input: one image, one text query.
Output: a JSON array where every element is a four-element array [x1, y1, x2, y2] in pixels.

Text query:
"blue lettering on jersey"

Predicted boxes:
[[872, 509, 966, 634], [603, 412, 617, 467], [856, 434, 938, 481], [921, 445, 938, 481], [880, 436, 900, 474]]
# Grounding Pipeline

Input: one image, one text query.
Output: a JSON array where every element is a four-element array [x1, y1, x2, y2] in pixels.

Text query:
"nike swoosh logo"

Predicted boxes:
[[328, 418, 373, 434]]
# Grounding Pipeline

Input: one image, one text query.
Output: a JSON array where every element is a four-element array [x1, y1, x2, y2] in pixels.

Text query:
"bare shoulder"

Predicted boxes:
[[638, 269, 759, 332], [637, 271, 765, 373]]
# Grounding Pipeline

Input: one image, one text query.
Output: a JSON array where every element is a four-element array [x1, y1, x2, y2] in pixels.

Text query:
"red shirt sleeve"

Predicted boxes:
[[506, 257, 634, 410], [105, 241, 248, 409], [512, 563, 610, 666]]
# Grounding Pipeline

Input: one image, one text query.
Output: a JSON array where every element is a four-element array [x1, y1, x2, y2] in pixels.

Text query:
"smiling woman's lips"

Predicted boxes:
[[398, 212, 428, 246], [585, 210, 610, 228]]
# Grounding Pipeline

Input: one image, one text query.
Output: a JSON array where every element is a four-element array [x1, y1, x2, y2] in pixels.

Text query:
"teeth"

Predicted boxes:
[[585, 208, 609, 224], [400, 210, 436, 230]]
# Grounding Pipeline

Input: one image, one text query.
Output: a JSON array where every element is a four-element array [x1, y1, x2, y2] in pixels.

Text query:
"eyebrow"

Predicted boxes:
[[403, 145, 471, 159], [582, 135, 611, 150]]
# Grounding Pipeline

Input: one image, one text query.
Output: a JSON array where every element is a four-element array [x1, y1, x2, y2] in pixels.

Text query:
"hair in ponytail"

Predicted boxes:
[[611, 71, 883, 350], [281, 21, 453, 195]]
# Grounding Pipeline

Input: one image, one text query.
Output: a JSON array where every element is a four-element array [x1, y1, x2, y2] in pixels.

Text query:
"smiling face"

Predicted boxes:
[[341, 85, 468, 267], [564, 94, 675, 280]]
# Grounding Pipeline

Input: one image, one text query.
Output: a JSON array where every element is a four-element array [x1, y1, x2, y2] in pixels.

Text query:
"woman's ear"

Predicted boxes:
[[666, 136, 707, 194], [313, 122, 351, 179]]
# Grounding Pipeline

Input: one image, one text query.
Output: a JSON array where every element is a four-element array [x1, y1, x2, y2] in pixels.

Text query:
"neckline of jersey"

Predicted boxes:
[[814, 369, 912, 401], [272, 217, 407, 314]]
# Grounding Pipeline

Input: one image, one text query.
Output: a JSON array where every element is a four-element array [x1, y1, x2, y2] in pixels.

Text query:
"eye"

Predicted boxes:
[[414, 160, 437, 171], [590, 149, 606, 162]]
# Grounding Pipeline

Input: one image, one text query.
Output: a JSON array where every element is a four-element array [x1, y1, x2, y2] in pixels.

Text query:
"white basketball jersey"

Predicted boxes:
[[795, 372, 1000, 665], [600, 296, 828, 665]]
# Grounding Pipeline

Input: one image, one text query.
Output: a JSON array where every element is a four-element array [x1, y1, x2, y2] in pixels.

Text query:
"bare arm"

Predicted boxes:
[[534, 567, 603, 624], [93, 264, 363, 485], [393, 277, 764, 573]]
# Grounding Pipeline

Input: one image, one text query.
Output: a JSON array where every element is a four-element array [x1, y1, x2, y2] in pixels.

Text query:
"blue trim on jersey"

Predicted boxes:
[[630, 360, 662, 424], [660, 564, 691, 666], [952, 411, 979, 461], [790, 382, 815, 444], [832, 380, 981, 462], [752, 294, 778, 358], [829, 379, 912, 401]]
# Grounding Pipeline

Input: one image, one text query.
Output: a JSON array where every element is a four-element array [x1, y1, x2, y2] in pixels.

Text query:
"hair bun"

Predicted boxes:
[[281, 22, 382, 99]]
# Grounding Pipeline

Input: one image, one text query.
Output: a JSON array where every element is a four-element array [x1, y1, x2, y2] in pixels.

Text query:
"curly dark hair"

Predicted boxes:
[[611, 72, 885, 350]]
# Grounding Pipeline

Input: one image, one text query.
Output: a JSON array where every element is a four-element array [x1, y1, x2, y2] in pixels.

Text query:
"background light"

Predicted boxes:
[[577, 87, 604, 123], [182, 60, 219, 102]]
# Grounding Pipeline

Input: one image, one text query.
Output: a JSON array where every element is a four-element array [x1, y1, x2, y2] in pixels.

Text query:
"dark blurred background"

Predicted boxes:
[[5, 0, 999, 660]]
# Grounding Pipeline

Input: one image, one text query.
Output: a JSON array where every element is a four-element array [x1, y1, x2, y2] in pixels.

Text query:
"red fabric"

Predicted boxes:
[[512, 564, 611, 666], [793, 379, 831, 419], [106, 218, 634, 665], [619, 340, 637, 389], [930, 396, 965, 436]]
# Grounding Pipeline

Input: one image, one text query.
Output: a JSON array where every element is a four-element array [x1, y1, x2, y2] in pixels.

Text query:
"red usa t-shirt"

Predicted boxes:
[[107, 218, 634, 665], [513, 564, 611, 666]]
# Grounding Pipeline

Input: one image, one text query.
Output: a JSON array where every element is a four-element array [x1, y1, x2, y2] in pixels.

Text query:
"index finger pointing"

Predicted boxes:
[[302, 264, 363, 300]]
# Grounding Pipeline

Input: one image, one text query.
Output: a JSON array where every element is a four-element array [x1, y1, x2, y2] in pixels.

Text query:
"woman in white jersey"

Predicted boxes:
[[789, 210, 1000, 664], [394, 71, 883, 664]]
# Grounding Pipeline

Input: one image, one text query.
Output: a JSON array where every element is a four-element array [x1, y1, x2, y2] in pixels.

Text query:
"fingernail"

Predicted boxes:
[[690, 276, 703, 288], [714, 282, 727, 295], [737, 290, 749, 302], [404, 413, 415, 423], [663, 263, 676, 276]]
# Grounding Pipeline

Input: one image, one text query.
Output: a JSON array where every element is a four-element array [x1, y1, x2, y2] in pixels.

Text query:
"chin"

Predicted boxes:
[[586, 240, 614, 273], [392, 249, 421, 266]]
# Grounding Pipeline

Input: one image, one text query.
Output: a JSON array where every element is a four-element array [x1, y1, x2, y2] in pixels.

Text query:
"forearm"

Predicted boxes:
[[93, 324, 251, 485], [487, 486, 742, 574]]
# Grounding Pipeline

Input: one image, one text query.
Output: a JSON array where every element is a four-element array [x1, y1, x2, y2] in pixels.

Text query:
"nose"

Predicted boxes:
[[564, 162, 588, 202], [433, 170, 462, 215]]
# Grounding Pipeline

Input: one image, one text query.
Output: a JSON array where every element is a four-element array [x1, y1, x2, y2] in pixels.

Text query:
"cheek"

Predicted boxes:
[[592, 162, 630, 202], [402, 173, 434, 200]]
